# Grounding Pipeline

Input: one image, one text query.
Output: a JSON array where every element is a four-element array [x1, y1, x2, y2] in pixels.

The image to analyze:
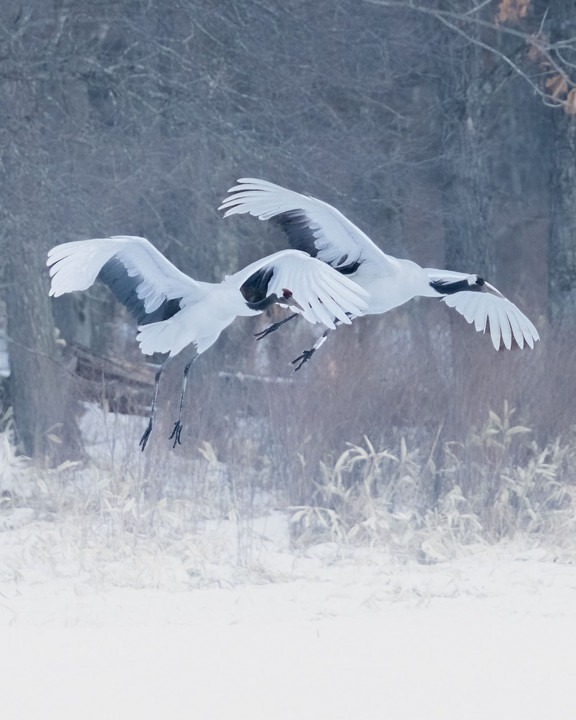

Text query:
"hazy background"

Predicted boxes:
[[1, 0, 576, 550]]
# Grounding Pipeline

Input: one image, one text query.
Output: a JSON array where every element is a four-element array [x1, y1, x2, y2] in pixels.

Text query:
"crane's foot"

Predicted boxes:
[[169, 421, 183, 448], [254, 324, 278, 340], [291, 349, 315, 372], [139, 421, 153, 451], [254, 313, 298, 340]]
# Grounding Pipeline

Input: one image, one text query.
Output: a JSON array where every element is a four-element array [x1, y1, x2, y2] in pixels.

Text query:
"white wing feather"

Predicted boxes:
[[424, 269, 539, 350], [230, 249, 369, 328], [47, 236, 202, 312], [440, 289, 539, 350], [220, 178, 393, 272]]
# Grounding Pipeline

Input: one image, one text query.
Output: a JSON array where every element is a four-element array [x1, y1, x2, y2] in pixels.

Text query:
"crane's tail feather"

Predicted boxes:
[[136, 303, 224, 358]]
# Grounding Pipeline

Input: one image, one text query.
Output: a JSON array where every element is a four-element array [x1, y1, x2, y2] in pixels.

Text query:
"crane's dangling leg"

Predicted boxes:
[[254, 312, 299, 340], [140, 358, 169, 451], [169, 355, 197, 448], [291, 317, 345, 371], [291, 329, 332, 371]]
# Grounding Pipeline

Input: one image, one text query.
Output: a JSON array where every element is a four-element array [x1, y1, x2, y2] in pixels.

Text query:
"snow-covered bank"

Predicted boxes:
[[2, 405, 576, 720], [1, 545, 576, 720], [2, 599, 574, 720]]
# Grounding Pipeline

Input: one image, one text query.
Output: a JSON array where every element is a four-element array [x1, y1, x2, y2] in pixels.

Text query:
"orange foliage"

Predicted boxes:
[[525, 29, 576, 115], [527, 32, 549, 64], [496, 0, 531, 25], [565, 89, 576, 115], [546, 74, 569, 100]]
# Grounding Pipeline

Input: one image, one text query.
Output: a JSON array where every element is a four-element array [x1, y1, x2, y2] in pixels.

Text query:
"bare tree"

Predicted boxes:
[[544, 2, 576, 325], [0, 0, 565, 495], [0, 6, 84, 459]]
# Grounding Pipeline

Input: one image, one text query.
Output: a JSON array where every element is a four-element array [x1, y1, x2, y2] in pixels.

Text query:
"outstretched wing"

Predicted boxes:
[[232, 249, 369, 328], [47, 236, 203, 325], [426, 269, 540, 350], [219, 178, 392, 273]]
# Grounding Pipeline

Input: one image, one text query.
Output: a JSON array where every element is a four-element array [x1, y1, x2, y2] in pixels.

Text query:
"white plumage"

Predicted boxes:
[[47, 235, 368, 448], [220, 178, 540, 353]]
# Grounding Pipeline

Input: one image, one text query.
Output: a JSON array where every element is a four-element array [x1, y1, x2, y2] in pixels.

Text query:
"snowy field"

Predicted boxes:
[[1, 407, 576, 719], [2, 525, 576, 719]]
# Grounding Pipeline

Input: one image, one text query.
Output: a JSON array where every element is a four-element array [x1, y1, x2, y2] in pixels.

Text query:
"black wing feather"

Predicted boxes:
[[270, 210, 319, 258], [97, 257, 182, 325], [238, 265, 277, 310]]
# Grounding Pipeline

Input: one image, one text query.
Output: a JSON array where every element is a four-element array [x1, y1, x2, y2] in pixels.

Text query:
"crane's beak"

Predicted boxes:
[[279, 288, 305, 313]]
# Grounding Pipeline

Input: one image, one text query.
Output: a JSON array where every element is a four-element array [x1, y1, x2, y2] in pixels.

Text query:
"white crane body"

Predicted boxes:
[[220, 178, 540, 353], [47, 236, 368, 448]]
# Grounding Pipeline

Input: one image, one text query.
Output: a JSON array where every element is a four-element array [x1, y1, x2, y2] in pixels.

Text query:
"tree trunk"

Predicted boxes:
[[439, 36, 496, 279], [548, 112, 576, 326], [430, 11, 502, 458], [546, 0, 576, 324], [4, 236, 82, 460], [0, 4, 84, 461]]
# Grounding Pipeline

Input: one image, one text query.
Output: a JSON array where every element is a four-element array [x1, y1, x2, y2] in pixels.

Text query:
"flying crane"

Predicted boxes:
[[47, 236, 368, 449], [220, 178, 540, 368]]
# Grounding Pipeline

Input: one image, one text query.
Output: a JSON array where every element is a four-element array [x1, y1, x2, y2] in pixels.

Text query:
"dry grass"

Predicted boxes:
[[1, 394, 576, 587], [2, 315, 576, 576], [287, 402, 576, 561]]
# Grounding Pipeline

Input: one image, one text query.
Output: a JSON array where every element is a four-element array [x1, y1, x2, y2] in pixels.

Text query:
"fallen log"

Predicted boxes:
[[70, 343, 157, 416]]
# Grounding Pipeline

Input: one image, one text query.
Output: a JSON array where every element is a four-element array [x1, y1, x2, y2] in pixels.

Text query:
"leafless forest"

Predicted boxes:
[[2, 0, 576, 553]]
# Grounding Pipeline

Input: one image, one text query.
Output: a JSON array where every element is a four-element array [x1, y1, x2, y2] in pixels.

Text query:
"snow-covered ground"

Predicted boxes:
[[1, 407, 575, 719], [1, 522, 576, 720]]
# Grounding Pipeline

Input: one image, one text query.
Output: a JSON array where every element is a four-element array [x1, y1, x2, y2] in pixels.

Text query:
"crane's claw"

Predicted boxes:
[[254, 324, 278, 340], [254, 313, 298, 341], [169, 421, 183, 448], [291, 349, 315, 372]]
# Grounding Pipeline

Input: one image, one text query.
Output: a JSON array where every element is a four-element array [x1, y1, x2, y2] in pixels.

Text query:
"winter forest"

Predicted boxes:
[[2, 1, 576, 718]]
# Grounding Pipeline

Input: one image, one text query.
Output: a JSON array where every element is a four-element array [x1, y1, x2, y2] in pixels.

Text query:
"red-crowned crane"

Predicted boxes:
[[220, 178, 539, 368], [47, 236, 368, 449]]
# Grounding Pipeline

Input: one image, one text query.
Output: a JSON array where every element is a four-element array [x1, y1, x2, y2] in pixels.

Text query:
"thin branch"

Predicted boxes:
[[365, 0, 576, 110], [365, 0, 536, 43], [463, 0, 496, 17]]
